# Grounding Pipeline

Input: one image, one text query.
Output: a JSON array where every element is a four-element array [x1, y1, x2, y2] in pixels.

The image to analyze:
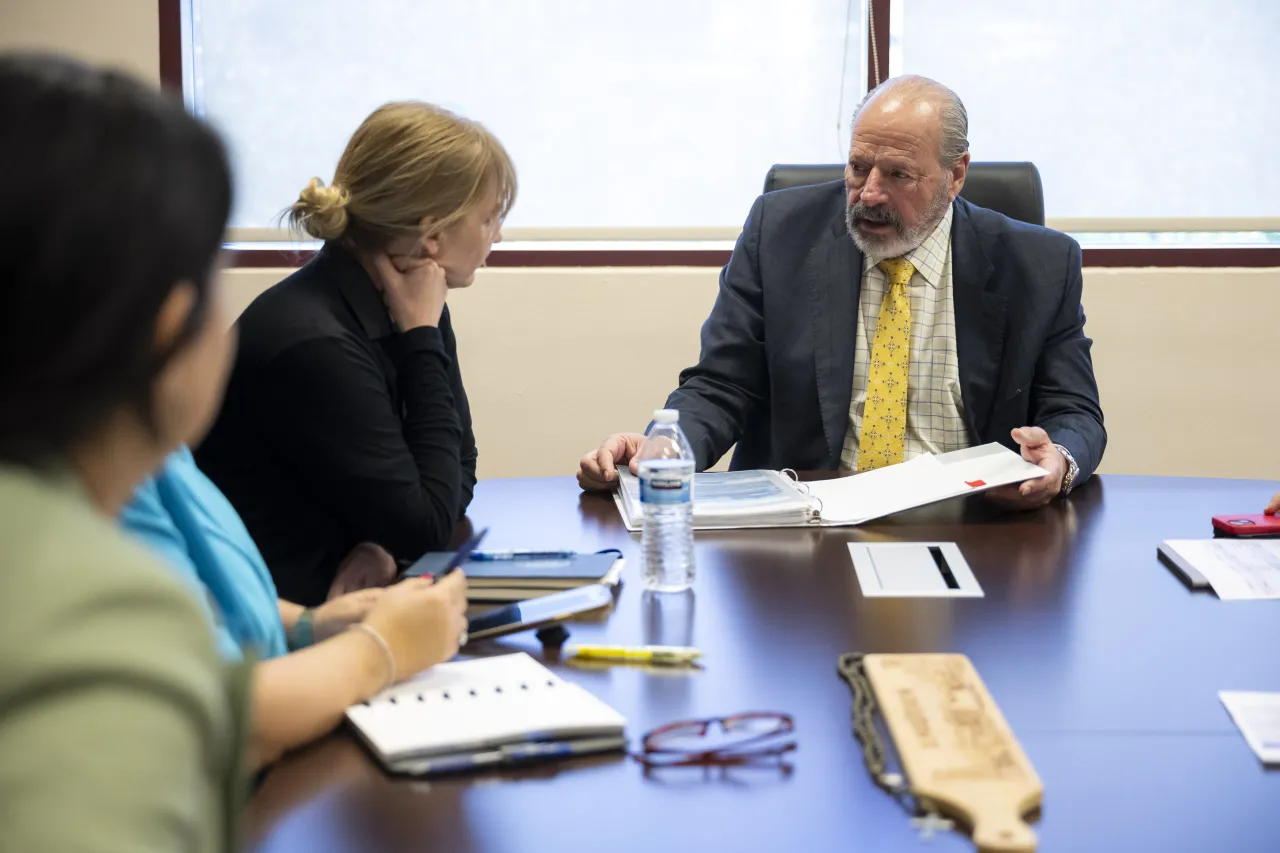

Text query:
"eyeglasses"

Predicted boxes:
[[633, 712, 796, 768]]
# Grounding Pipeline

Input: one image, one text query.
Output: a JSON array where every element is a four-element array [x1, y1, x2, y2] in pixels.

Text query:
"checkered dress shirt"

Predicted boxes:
[[840, 205, 971, 471]]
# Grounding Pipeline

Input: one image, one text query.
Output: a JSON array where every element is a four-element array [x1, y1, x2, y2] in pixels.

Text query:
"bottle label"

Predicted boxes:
[[639, 472, 692, 505]]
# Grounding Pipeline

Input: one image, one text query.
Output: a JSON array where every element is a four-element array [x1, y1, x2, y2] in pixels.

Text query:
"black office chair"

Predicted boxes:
[[762, 161, 1045, 227]]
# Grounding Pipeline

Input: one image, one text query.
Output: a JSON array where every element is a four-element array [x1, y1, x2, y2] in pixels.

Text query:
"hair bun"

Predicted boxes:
[[292, 177, 350, 240]]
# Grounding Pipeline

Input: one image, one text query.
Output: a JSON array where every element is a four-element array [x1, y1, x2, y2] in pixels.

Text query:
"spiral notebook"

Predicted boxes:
[[346, 653, 627, 769], [614, 443, 1049, 531]]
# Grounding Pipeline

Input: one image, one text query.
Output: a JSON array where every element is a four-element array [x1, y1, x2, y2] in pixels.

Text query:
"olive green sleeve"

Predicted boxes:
[[0, 683, 222, 852], [0, 553, 242, 853]]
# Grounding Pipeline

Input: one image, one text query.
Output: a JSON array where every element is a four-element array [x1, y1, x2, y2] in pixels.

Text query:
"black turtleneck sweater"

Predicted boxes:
[[196, 243, 476, 606]]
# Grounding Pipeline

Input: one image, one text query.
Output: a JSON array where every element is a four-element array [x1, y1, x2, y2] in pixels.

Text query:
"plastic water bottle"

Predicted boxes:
[[638, 409, 696, 592]]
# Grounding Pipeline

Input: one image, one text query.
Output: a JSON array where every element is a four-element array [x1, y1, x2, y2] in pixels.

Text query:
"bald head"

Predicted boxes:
[[852, 75, 969, 170]]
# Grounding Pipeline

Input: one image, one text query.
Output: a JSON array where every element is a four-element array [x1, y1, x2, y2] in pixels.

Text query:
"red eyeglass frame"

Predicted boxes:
[[633, 711, 797, 767]]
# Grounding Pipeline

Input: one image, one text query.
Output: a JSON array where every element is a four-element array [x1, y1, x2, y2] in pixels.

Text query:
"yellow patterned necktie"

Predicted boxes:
[[858, 257, 914, 472]]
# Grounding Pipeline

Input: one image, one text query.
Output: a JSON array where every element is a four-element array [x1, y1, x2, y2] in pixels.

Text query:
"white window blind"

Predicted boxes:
[[892, 0, 1280, 224], [187, 0, 868, 234]]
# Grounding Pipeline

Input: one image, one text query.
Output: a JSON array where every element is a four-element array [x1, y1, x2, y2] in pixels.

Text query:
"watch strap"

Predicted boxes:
[[1053, 443, 1079, 497], [287, 607, 315, 650]]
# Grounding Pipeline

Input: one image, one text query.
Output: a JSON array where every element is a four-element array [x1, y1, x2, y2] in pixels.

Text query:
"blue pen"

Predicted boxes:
[[392, 736, 626, 776], [422, 528, 488, 580], [396, 750, 506, 776], [503, 736, 627, 761], [469, 549, 576, 562]]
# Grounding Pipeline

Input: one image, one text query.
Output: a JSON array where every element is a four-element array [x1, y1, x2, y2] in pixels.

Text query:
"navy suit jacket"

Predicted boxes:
[[665, 181, 1106, 484]]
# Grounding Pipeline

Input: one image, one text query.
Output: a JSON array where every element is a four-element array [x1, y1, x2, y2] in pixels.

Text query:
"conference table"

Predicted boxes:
[[247, 473, 1280, 852]]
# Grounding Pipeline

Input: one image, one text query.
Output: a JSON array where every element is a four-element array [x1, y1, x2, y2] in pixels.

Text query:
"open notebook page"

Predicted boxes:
[[346, 653, 626, 763]]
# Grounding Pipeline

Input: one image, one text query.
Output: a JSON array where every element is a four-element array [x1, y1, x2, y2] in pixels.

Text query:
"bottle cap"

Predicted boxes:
[[653, 409, 679, 424]]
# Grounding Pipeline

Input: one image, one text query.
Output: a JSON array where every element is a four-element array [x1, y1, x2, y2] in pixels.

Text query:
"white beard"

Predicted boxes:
[[846, 186, 952, 262]]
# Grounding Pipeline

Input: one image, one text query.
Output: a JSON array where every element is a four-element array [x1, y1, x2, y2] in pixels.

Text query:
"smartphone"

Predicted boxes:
[[1212, 514, 1280, 538], [413, 528, 487, 580], [466, 584, 614, 643]]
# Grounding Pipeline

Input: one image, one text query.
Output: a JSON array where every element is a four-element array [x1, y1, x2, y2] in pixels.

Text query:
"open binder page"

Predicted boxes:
[[935, 443, 1053, 490], [807, 443, 1050, 526], [616, 469, 814, 530], [807, 455, 952, 525]]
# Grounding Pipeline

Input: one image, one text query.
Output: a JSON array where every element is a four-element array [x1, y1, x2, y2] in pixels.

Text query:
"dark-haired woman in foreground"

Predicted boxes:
[[0, 53, 243, 850]]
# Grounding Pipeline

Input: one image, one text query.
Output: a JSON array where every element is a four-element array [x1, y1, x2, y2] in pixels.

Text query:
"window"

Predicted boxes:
[[174, 0, 1280, 257], [891, 0, 1280, 227], [184, 0, 868, 234]]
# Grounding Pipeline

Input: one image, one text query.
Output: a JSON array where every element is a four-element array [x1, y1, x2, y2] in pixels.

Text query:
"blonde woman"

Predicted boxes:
[[196, 102, 515, 606]]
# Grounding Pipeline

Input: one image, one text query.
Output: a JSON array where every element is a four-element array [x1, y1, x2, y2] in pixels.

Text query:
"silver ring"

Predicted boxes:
[[457, 630, 469, 648]]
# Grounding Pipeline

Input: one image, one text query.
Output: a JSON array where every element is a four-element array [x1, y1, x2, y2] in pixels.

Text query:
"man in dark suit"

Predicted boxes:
[[579, 75, 1105, 509]]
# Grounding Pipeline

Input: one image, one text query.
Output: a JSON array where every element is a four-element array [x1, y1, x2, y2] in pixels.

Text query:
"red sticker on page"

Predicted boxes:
[[965, 480, 986, 488]]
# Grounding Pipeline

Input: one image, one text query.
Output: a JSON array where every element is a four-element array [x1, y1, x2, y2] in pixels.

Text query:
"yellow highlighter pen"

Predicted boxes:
[[567, 644, 703, 666]]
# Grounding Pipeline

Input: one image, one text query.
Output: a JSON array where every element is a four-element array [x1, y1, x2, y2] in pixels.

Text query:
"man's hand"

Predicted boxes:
[[986, 427, 1066, 511], [327, 541, 399, 599], [578, 433, 647, 491], [1266, 492, 1280, 515]]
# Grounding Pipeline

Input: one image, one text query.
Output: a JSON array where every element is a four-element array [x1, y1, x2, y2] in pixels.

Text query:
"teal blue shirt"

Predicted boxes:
[[122, 447, 288, 661]]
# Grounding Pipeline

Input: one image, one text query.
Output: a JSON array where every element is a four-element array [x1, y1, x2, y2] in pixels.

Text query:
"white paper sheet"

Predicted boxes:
[[848, 542, 983, 598], [808, 456, 950, 525], [1220, 691, 1280, 764], [1158, 540, 1280, 600], [936, 443, 1054, 487], [808, 444, 1050, 525]]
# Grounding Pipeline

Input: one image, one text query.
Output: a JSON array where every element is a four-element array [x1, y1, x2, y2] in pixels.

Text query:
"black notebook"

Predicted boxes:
[[404, 551, 623, 602]]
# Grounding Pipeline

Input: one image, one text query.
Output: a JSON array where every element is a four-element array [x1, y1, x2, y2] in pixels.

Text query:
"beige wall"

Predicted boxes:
[[0, 0, 159, 83], [1085, 267, 1279, 480], [225, 265, 1280, 483]]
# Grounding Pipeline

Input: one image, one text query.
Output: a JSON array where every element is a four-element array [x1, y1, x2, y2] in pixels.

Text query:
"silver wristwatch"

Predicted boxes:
[[1053, 444, 1079, 498]]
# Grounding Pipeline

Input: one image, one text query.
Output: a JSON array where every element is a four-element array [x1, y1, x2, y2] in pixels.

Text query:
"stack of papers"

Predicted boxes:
[[1220, 691, 1280, 764], [1157, 539, 1280, 599]]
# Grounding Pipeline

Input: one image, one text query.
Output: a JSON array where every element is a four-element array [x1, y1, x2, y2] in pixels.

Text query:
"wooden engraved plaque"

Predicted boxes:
[[863, 654, 1042, 852]]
